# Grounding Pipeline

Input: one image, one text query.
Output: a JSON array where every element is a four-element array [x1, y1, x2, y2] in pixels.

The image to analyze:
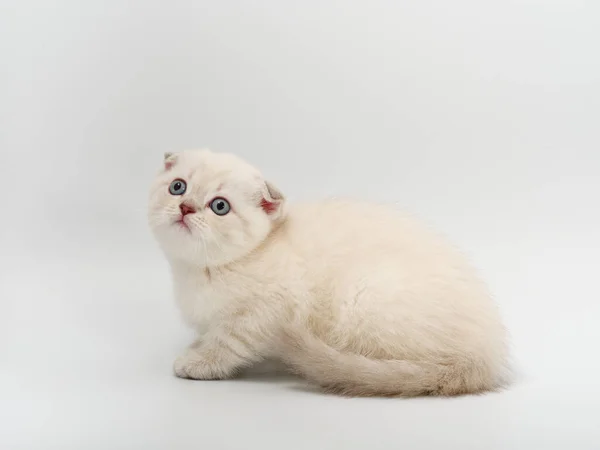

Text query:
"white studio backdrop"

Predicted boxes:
[[1, 1, 599, 449]]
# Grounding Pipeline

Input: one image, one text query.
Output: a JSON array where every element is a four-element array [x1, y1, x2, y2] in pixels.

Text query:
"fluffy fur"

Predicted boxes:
[[148, 149, 510, 397]]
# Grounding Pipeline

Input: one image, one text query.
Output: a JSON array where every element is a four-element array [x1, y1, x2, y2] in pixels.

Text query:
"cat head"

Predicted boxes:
[[148, 149, 285, 267]]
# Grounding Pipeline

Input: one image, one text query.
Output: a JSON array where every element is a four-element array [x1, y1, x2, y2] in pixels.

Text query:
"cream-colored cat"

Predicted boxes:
[[148, 149, 509, 396]]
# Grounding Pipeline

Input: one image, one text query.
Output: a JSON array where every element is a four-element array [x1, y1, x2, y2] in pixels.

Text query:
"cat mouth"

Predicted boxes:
[[175, 218, 190, 231]]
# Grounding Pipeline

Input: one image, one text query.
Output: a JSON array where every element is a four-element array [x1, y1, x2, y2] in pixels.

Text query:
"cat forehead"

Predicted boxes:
[[170, 151, 262, 195], [180, 150, 260, 176]]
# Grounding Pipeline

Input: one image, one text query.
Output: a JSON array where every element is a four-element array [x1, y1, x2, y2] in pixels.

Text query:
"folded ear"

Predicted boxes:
[[260, 181, 286, 220], [163, 152, 176, 170]]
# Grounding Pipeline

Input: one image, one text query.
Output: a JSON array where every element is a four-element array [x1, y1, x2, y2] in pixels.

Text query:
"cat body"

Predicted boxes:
[[148, 149, 509, 396]]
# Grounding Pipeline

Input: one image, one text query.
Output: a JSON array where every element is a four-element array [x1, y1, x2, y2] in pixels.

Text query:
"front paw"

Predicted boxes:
[[173, 351, 225, 380]]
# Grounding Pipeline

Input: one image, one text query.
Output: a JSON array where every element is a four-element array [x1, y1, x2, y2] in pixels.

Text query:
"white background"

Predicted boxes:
[[2, 1, 599, 449]]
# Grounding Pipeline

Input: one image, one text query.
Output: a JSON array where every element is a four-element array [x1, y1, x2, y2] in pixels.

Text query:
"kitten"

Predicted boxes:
[[148, 149, 510, 396]]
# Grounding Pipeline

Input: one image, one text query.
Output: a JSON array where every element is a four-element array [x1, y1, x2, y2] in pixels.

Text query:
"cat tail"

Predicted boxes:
[[280, 325, 498, 397]]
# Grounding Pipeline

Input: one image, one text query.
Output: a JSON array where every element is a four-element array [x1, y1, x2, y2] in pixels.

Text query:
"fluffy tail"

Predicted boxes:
[[280, 327, 498, 397]]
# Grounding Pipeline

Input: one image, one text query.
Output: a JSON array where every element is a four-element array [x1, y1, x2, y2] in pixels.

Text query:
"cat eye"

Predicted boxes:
[[169, 179, 187, 195], [210, 197, 231, 216]]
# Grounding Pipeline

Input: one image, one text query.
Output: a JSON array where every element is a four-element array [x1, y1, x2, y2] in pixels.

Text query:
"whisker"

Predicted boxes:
[[200, 233, 210, 268], [193, 222, 211, 267], [205, 228, 229, 285]]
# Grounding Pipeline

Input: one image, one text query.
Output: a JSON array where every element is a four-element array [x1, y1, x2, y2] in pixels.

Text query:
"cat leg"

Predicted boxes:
[[173, 319, 269, 380]]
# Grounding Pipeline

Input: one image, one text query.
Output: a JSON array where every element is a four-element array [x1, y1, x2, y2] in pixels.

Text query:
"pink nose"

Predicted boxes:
[[179, 203, 196, 216]]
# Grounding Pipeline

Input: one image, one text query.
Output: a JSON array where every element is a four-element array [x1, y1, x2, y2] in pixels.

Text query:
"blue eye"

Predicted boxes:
[[169, 179, 186, 195], [210, 197, 231, 216]]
